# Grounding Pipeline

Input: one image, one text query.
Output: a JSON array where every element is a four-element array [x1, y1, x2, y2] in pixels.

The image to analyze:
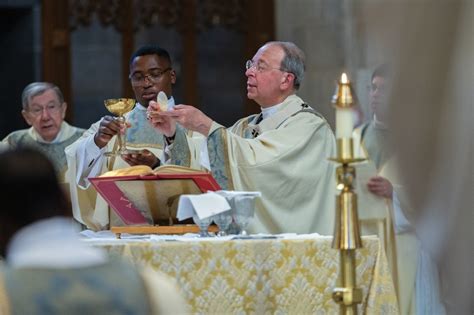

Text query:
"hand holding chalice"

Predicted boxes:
[[103, 98, 136, 157]]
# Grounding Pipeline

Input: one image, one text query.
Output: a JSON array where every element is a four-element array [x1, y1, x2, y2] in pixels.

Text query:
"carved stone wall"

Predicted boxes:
[[69, 0, 246, 34], [67, 0, 259, 128]]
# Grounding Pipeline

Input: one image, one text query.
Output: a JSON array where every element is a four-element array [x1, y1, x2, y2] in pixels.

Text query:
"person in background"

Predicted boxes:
[[66, 45, 178, 230], [0, 148, 187, 315], [1, 82, 84, 180], [353, 64, 419, 314], [148, 41, 336, 235]]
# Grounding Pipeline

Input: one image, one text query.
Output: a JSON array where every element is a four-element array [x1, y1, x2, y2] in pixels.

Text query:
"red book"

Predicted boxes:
[[89, 165, 220, 225]]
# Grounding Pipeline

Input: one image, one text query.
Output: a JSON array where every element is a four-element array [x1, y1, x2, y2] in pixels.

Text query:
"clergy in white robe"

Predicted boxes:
[[3, 121, 84, 180], [1, 82, 84, 181], [148, 41, 336, 235], [65, 45, 178, 230], [354, 121, 418, 315], [353, 64, 418, 314]]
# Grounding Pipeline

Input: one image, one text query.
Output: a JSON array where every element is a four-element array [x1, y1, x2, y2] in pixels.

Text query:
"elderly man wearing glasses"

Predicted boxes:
[[1, 82, 85, 179], [65, 45, 177, 230], [148, 41, 336, 235]]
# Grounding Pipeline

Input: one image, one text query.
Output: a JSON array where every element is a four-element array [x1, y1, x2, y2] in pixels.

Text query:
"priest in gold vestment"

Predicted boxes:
[[148, 41, 336, 235]]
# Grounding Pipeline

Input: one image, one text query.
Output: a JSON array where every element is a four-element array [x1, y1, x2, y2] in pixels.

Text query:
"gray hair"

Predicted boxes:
[[21, 82, 64, 110], [266, 41, 306, 90]]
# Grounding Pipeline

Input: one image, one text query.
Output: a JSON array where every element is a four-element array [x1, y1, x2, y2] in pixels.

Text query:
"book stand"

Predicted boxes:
[[89, 171, 221, 237]]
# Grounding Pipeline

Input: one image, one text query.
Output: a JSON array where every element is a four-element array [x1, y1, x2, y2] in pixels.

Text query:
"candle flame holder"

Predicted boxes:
[[332, 73, 355, 108], [330, 73, 364, 314]]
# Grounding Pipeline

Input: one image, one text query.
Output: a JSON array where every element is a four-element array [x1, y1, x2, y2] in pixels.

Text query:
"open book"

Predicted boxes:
[[89, 165, 221, 226]]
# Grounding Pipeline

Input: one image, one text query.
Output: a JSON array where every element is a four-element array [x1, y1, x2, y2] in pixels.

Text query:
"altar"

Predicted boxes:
[[83, 234, 399, 314]]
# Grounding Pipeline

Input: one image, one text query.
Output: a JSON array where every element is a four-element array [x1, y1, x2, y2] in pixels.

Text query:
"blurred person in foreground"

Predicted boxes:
[[1, 82, 84, 180], [148, 41, 336, 235], [0, 148, 187, 314], [385, 1, 473, 314], [66, 45, 178, 230]]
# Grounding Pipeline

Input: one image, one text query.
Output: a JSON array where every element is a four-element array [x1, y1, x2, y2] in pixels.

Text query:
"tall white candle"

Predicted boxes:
[[335, 73, 354, 138], [336, 108, 353, 138]]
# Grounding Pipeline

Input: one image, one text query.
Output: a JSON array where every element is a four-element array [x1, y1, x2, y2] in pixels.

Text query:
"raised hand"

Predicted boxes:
[[147, 100, 176, 137], [367, 176, 393, 199], [160, 104, 213, 136]]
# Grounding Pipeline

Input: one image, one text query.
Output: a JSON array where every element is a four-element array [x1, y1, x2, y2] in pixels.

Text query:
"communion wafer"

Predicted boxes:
[[157, 91, 168, 111]]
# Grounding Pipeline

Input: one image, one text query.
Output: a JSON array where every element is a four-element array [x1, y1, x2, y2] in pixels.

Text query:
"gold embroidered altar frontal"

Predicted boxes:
[[89, 236, 398, 314]]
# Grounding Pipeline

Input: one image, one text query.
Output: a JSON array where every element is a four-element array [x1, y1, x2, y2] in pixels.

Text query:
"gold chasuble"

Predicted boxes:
[[169, 94, 337, 235], [354, 122, 418, 314]]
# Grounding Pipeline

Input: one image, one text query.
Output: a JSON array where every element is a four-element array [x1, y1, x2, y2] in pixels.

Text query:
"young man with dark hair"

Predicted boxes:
[[65, 45, 177, 230]]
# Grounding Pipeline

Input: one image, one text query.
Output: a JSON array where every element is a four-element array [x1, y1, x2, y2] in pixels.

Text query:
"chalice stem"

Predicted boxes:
[[117, 116, 127, 154]]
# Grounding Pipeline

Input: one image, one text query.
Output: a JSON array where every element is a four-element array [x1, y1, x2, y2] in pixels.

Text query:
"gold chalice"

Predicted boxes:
[[103, 98, 136, 157]]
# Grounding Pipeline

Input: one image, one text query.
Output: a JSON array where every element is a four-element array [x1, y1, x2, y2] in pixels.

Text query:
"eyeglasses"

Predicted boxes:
[[245, 60, 284, 73], [368, 83, 388, 94], [27, 103, 62, 117], [129, 68, 172, 86]]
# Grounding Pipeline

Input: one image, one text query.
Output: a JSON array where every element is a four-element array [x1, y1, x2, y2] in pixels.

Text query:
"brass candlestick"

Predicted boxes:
[[330, 73, 364, 314]]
